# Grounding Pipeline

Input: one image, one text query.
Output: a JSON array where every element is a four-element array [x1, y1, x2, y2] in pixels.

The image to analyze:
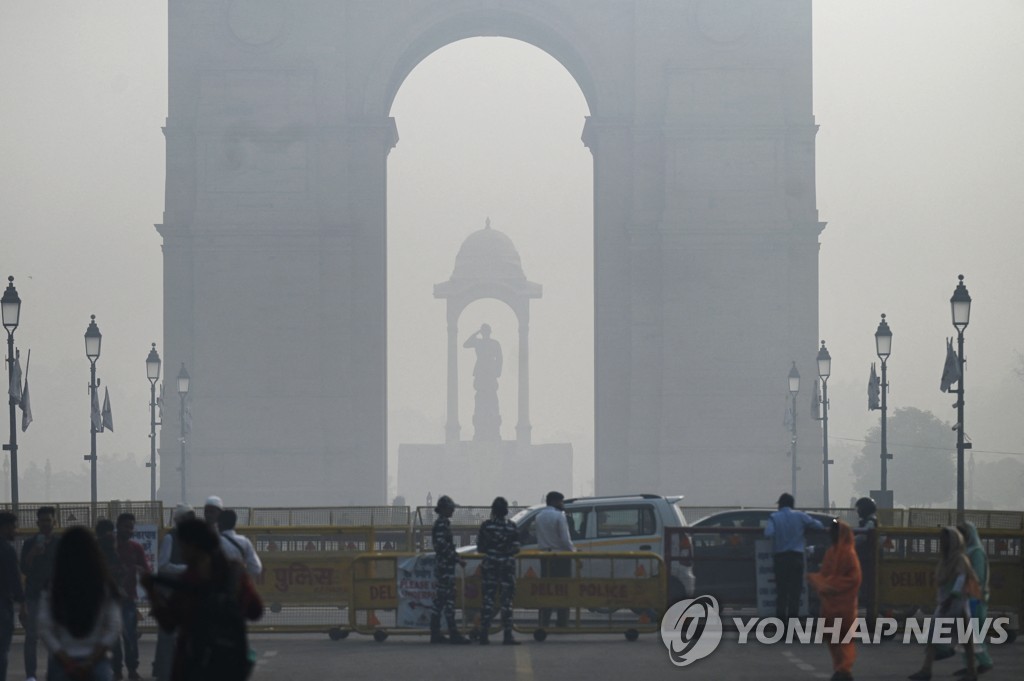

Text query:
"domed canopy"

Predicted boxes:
[[451, 219, 526, 281]]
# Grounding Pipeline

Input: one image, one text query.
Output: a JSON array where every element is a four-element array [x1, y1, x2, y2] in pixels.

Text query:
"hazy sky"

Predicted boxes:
[[1, 1, 1022, 506]]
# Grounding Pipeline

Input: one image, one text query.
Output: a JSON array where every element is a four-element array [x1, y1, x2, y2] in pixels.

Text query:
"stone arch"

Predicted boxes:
[[364, 5, 605, 119]]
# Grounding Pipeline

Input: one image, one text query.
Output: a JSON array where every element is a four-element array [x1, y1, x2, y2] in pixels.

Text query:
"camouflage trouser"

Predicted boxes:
[[431, 564, 458, 627], [481, 560, 516, 631]]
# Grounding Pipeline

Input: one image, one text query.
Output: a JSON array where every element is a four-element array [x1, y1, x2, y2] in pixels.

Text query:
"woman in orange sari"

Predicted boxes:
[[807, 519, 862, 681]]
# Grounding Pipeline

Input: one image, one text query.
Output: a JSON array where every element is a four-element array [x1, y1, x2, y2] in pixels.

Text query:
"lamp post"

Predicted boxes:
[[2, 277, 22, 511], [146, 344, 161, 502], [874, 315, 893, 501], [84, 315, 102, 509], [788, 362, 800, 496], [950, 275, 972, 517], [816, 341, 832, 509], [177, 363, 190, 503]]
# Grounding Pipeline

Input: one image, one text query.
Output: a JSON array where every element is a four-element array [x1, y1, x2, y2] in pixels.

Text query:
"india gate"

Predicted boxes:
[[157, 0, 823, 506]]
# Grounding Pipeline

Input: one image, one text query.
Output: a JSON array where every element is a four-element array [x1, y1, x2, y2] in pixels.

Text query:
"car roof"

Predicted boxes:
[[692, 508, 834, 525]]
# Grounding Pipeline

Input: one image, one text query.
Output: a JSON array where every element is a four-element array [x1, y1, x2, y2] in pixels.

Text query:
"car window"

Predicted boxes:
[[518, 515, 537, 547], [595, 506, 657, 538], [566, 508, 590, 541]]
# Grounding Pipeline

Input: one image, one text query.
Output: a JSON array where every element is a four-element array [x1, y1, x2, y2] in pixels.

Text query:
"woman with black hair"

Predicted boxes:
[[142, 518, 263, 681], [37, 526, 122, 681]]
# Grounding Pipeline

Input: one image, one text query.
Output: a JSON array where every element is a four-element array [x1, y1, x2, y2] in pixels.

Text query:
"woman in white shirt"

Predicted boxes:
[[37, 525, 122, 681]]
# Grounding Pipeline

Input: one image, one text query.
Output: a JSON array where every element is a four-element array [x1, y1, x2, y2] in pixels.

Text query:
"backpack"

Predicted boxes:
[[184, 565, 254, 681]]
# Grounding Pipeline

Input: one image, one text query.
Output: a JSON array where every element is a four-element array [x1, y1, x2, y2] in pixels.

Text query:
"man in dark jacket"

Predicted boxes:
[[0, 512, 27, 681], [20, 505, 58, 681]]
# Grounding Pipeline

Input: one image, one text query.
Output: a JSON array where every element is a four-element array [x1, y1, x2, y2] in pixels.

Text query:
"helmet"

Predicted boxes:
[[855, 497, 877, 517], [435, 495, 456, 514]]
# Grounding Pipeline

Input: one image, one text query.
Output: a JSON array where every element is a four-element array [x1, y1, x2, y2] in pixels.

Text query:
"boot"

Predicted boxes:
[[429, 614, 448, 644], [447, 620, 471, 644], [502, 627, 520, 646]]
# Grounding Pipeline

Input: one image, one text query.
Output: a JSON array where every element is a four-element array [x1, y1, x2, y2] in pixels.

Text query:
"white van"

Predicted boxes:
[[506, 494, 695, 603]]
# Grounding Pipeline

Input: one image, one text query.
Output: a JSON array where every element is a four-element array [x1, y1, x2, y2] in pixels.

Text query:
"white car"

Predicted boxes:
[[479, 494, 696, 604]]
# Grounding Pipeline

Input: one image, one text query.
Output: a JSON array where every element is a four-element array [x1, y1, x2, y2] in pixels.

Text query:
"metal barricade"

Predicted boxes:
[[241, 525, 412, 634], [875, 526, 1022, 640], [347, 550, 666, 642]]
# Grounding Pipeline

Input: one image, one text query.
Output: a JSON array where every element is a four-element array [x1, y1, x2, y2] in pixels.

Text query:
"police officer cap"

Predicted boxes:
[[435, 495, 457, 513], [855, 496, 877, 516]]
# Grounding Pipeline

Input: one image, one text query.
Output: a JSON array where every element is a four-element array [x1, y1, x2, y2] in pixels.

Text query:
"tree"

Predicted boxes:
[[852, 407, 955, 507]]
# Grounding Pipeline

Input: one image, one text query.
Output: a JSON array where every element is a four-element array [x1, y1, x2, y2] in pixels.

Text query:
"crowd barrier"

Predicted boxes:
[[347, 550, 666, 642], [874, 526, 1023, 641]]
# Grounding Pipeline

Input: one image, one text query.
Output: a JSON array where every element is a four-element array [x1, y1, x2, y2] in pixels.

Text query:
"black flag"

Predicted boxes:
[[868, 363, 880, 411], [940, 337, 962, 392]]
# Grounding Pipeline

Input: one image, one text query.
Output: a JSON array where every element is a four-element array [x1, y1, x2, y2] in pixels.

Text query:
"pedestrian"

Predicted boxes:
[[908, 526, 978, 681], [429, 495, 470, 644], [765, 493, 824, 621], [37, 526, 122, 681], [112, 513, 150, 681], [477, 496, 520, 645], [0, 512, 27, 681], [142, 518, 263, 681], [217, 510, 262, 577], [853, 496, 878, 604], [152, 505, 194, 681], [807, 519, 862, 681], [535, 491, 575, 629], [203, 496, 224, 531], [20, 505, 59, 681], [953, 522, 993, 675]]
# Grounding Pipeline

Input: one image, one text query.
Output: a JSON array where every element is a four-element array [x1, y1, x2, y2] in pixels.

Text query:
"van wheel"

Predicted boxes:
[[668, 577, 687, 605], [625, 629, 639, 642]]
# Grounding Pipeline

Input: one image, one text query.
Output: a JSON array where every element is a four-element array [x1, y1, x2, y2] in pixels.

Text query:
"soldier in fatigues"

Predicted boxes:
[[477, 496, 521, 645], [430, 495, 470, 644]]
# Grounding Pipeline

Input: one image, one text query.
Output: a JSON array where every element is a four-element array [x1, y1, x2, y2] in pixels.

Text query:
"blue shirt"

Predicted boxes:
[[765, 507, 823, 554]]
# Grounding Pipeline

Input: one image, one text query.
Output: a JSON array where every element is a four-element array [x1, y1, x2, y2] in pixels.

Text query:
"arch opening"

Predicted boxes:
[[387, 37, 594, 503]]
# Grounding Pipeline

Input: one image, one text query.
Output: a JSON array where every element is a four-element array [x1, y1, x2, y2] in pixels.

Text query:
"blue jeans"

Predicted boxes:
[[0, 601, 14, 681], [111, 602, 138, 675], [46, 656, 112, 681]]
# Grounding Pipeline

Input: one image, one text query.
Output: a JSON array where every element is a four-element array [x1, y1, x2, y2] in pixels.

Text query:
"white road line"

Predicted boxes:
[[515, 645, 534, 681], [262, 650, 279, 657]]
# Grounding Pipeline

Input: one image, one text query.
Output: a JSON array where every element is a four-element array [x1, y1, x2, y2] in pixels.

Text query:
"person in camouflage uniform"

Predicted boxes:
[[430, 495, 470, 644], [477, 496, 521, 645]]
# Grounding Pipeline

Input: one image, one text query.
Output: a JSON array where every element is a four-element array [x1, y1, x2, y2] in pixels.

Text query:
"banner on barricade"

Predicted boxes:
[[254, 553, 349, 604], [755, 539, 808, 617], [133, 524, 159, 603], [397, 554, 436, 628]]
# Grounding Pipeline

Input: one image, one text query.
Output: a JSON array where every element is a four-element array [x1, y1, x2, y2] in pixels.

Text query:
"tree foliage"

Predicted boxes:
[[852, 407, 956, 506]]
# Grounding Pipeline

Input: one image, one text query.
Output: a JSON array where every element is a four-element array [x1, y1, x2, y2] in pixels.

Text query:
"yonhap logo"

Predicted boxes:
[[660, 595, 724, 666]]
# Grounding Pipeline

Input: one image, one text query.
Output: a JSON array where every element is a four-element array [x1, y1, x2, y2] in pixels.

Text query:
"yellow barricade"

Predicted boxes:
[[241, 525, 411, 634], [348, 551, 666, 642], [875, 527, 1023, 639]]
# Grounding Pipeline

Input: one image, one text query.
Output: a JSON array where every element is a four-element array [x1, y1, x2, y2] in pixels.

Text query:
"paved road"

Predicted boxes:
[[6, 632, 1020, 680]]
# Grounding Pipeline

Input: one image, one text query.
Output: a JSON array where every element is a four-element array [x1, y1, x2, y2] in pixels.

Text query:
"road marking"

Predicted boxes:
[[262, 650, 278, 657], [515, 645, 534, 680]]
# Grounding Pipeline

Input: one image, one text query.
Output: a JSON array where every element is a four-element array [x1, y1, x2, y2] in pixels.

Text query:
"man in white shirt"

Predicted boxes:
[[534, 491, 575, 628], [217, 510, 262, 577]]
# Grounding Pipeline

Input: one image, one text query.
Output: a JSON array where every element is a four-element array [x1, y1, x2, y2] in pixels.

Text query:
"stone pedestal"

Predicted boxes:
[[398, 441, 572, 507]]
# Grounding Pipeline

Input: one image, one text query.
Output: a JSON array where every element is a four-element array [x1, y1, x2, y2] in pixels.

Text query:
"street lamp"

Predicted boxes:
[[84, 315, 101, 509], [950, 275, 972, 517], [177, 363, 190, 503], [874, 314, 893, 504], [2, 276, 22, 511], [146, 344, 161, 502], [788, 362, 800, 496], [816, 340, 832, 509]]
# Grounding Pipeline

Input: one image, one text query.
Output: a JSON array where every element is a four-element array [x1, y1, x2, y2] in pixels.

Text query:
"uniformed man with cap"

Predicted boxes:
[[430, 495, 470, 644]]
